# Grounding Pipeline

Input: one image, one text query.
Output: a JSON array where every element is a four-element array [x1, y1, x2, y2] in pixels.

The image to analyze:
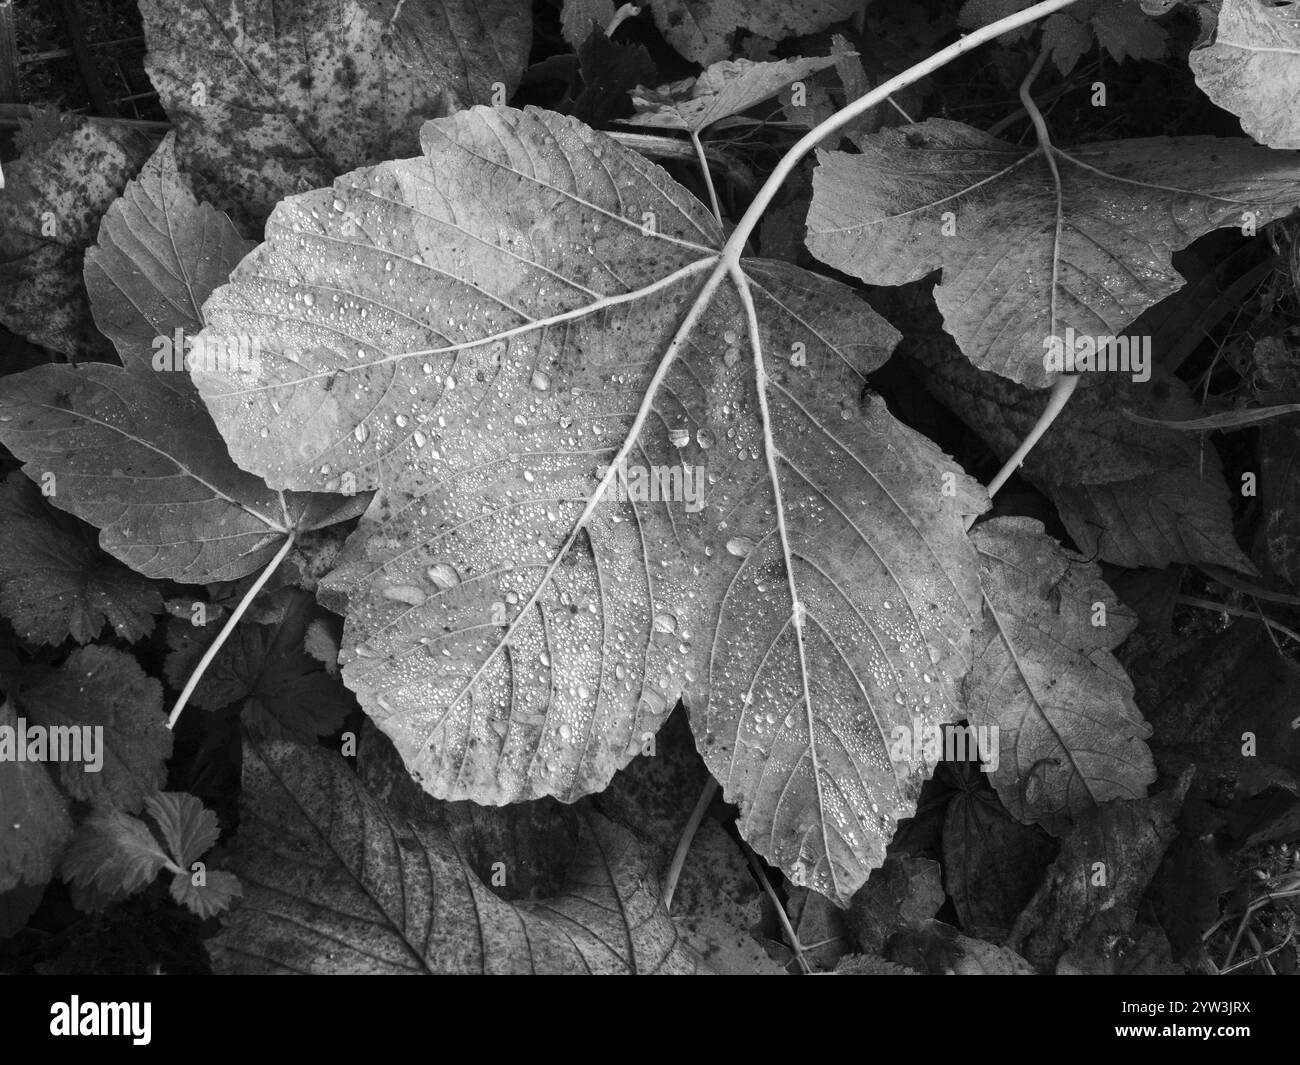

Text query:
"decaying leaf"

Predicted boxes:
[[193, 105, 988, 902], [207, 740, 707, 973], [1008, 776, 1189, 973], [139, 0, 532, 222], [626, 57, 840, 132], [0, 117, 151, 356], [1192, 0, 1300, 150], [0, 137, 363, 584], [967, 517, 1155, 834], [651, 0, 859, 65], [807, 119, 1300, 388]]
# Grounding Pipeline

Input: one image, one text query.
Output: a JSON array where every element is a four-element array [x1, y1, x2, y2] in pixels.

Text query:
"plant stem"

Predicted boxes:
[[984, 372, 1079, 500], [167, 530, 297, 730], [718, 0, 1083, 266], [662, 777, 718, 912], [691, 130, 724, 224]]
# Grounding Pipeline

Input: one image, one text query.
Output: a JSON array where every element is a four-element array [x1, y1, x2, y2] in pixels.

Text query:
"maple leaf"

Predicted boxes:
[[17, 646, 172, 812], [0, 136, 364, 584], [1191, 0, 1300, 150], [0, 473, 163, 646], [805, 119, 1300, 388], [966, 517, 1156, 834], [138, 0, 533, 222], [192, 105, 987, 902], [207, 740, 707, 973], [0, 116, 151, 357]]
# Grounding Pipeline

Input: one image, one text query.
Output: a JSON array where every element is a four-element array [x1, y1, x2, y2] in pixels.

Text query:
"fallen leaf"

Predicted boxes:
[[807, 119, 1300, 388], [0, 136, 363, 583], [139, 0, 532, 222], [651, 0, 859, 65], [207, 740, 707, 973], [1008, 776, 1188, 972], [897, 294, 1252, 571], [193, 105, 987, 902], [968, 517, 1156, 834], [1191, 0, 1300, 150], [626, 57, 840, 132], [0, 117, 151, 356]]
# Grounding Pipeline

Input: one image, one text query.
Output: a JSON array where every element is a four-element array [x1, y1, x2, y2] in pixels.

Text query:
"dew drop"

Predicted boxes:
[[383, 584, 426, 606], [726, 536, 756, 557], [425, 563, 461, 590], [530, 370, 551, 391], [653, 612, 677, 634]]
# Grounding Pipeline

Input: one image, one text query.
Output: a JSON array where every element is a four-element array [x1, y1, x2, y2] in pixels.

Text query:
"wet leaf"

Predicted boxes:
[[207, 740, 707, 973], [193, 105, 988, 902], [1191, 0, 1300, 150], [0, 137, 363, 584], [806, 119, 1300, 388], [967, 517, 1156, 834], [139, 0, 532, 222]]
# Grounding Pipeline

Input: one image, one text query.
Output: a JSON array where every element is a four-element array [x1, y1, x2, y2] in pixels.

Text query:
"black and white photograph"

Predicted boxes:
[[0, 0, 1296, 1034]]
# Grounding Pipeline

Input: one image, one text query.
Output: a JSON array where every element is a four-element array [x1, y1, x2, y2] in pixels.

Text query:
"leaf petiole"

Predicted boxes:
[[167, 529, 298, 730]]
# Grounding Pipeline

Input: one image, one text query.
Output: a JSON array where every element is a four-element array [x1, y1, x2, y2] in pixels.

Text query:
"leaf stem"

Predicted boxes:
[[662, 777, 718, 912], [167, 530, 297, 730], [691, 129, 724, 224], [984, 372, 1079, 500], [717, 0, 1084, 267]]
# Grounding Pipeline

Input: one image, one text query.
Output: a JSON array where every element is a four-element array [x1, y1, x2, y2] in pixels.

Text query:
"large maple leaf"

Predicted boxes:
[[192, 106, 987, 901]]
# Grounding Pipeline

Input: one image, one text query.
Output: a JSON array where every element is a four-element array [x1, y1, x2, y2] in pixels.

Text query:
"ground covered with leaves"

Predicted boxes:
[[1, 0, 1299, 976]]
